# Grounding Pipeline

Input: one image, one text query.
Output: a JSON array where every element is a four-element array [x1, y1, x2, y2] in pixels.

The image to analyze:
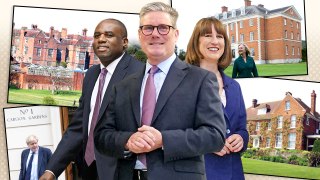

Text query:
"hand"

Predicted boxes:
[[39, 171, 55, 180], [138, 125, 163, 150], [126, 131, 155, 154], [226, 134, 243, 153], [214, 145, 230, 156]]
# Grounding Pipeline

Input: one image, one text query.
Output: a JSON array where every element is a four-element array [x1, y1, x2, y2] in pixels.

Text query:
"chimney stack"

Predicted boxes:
[[311, 90, 316, 114], [82, 28, 88, 37], [50, 26, 54, 38], [252, 99, 258, 108], [245, 0, 252, 7], [221, 6, 228, 13]]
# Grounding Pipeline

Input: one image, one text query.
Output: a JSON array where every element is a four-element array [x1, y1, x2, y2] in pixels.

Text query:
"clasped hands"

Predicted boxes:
[[214, 134, 243, 156], [126, 125, 163, 154]]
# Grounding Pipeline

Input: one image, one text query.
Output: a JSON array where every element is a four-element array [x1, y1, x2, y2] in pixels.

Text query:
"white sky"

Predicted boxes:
[[13, 6, 140, 45], [237, 78, 320, 110], [173, 0, 306, 51]]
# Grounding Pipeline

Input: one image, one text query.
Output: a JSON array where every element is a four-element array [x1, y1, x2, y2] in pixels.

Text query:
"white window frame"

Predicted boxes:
[[284, 18, 287, 25], [288, 133, 296, 149], [291, 32, 294, 39], [240, 34, 244, 42], [256, 122, 260, 131], [285, 30, 288, 38], [36, 48, 41, 57], [266, 137, 271, 148], [277, 116, 283, 128], [290, 115, 296, 128], [267, 121, 271, 130], [292, 47, 295, 55], [285, 45, 288, 55], [285, 100, 291, 110], [249, 19, 254, 26], [250, 32, 254, 41], [275, 133, 282, 148], [253, 137, 260, 148]]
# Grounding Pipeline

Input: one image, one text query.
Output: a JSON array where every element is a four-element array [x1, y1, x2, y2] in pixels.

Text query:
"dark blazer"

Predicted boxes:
[[205, 70, 249, 180], [232, 55, 258, 78], [45, 52, 144, 179], [19, 146, 52, 180], [95, 58, 226, 180]]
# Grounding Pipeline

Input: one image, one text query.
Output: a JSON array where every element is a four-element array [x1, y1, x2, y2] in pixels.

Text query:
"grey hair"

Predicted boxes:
[[26, 134, 38, 144], [139, 2, 179, 28]]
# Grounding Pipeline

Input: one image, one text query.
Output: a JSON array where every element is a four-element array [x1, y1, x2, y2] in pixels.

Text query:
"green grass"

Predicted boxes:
[[224, 62, 307, 77], [8, 88, 81, 107], [242, 157, 320, 179]]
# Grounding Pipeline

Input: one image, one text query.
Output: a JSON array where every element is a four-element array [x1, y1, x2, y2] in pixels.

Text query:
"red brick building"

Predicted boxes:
[[216, 0, 302, 64], [246, 91, 320, 150], [11, 24, 98, 70]]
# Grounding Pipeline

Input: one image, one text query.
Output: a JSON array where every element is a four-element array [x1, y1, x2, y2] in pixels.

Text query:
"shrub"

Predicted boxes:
[[308, 152, 320, 167], [42, 96, 57, 105], [312, 139, 320, 152]]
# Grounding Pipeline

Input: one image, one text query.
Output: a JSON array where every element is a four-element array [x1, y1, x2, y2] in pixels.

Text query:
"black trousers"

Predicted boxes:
[[133, 169, 148, 180], [81, 160, 98, 180]]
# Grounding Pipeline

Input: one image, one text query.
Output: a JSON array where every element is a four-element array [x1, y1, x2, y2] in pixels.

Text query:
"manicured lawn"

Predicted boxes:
[[242, 157, 320, 179], [8, 88, 81, 107], [224, 62, 307, 77]]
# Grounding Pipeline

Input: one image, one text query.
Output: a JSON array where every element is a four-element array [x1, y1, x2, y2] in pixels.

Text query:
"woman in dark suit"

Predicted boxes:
[[232, 43, 258, 78], [185, 17, 249, 180]]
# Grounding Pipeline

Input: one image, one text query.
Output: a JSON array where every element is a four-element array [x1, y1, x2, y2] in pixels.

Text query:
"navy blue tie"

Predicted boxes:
[[25, 152, 34, 180]]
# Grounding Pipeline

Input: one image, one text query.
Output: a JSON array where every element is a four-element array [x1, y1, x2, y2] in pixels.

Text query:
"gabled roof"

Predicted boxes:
[[295, 98, 320, 121], [247, 100, 281, 120]]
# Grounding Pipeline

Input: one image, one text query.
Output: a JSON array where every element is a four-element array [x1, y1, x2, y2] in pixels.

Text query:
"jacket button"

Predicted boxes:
[[227, 129, 230, 134]]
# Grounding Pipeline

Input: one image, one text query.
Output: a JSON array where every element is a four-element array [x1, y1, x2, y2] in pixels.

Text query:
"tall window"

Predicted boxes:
[[253, 138, 259, 148], [231, 35, 235, 43], [230, 23, 234, 31], [266, 137, 271, 148], [240, 34, 244, 42], [277, 116, 283, 128], [250, 32, 254, 41], [285, 45, 288, 55], [48, 49, 53, 58], [290, 115, 296, 128], [240, 21, 243, 28], [284, 18, 287, 25], [292, 47, 295, 55], [291, 32, 294, 39], [285, 30, 288, 38], [276, 133, 282, 148], [288, 133, 296, 149], [267, 121, 271, 130], [36, 48, 41, 57], [249, 19, 254, 26], [250, 48, 255, 56], [24, 46, 28, 55], [79, 52, 86, 60], [285, 100, 291, 110], [256, 122, 260, 131]]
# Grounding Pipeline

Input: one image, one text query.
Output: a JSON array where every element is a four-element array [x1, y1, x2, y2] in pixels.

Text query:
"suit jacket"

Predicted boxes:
[[95, 58, 226, 180], [205, 70, 249, 180], [19, 146, 52, 180], [45, 52, 144, 179]]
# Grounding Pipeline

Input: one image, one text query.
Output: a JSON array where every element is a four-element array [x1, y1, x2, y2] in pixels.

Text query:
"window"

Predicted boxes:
[[290, 115, 296, 128], [277, 116, 283, 128], [253, 138, 260, 148], [38, 40, 41, 44], [249, 19, 254, 26], [285, 45, 288, 55], [240, 34, 244, 42], [297, 33, 300, 40], [266, 137, 271, 148], [288, 133, 296, 149], [24, 46, 28, 55], [285, 100, 290, 110], [284, 18, 287, 25], [230, 23, 234, 31], [267, 121, 271, 130], [306, 117, 309, 126], [36, 48, 41, 57], [250, 48, 255, 56], [285, 30, 288, 38], [223, 12, 227, 19], [79, 52, 86, 60], [241, 7, 245, 15], [256, 122, 260, 131], [292, 47, 295, 55], [231, 35, 235, 43], [232, 10, 236, 17], [298, 47, 300, 55], [48, 49, 53, 58], [250, 32, 254, 41], [291, 32, 294, 39], [240, 21, 243, 28], [276, 133, 282, 148]]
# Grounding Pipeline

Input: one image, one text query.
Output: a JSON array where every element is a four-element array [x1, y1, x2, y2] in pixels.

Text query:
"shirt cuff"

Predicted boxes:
[[45, 170, 56, 179]]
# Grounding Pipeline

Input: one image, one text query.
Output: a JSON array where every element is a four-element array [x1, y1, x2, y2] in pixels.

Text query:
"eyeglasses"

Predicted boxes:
[[139, 24, 174, 36]]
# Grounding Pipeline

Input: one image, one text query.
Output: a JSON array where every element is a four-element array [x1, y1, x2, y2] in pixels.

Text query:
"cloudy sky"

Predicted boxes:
[[173, 0, 306, 51]]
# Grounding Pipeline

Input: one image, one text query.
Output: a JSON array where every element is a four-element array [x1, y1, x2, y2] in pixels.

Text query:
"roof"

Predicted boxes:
[[247, 100, 281, 120]]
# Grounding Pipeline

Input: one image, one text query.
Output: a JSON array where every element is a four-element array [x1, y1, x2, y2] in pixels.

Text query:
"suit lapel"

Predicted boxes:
[[130, 69, 145, 127], [151, 59, 188, 125], [98, 53, 130, 121]]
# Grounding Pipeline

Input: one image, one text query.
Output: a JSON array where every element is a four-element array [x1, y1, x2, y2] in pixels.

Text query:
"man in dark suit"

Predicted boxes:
[[94, 2, 226, 180], [19, 135, 52, 180], [39, 19, 143, 180]]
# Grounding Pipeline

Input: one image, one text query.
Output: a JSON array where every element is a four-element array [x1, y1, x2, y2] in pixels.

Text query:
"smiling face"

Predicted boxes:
[[139, 11, 179, 64], [199, 24, 225, 63], [92, 19, 128, 67]]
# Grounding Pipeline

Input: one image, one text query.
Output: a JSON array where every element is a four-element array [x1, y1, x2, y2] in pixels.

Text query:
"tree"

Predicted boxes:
[[134, 49, 147, 63], [313, 139, 320, 152], [178, 49, 186, 60]]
